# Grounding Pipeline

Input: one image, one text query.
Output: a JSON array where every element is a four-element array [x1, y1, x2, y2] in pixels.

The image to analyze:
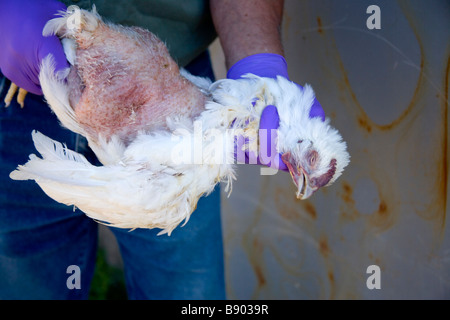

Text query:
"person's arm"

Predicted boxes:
[[210, 0, 325, 172], [210, 0, 285, 69]]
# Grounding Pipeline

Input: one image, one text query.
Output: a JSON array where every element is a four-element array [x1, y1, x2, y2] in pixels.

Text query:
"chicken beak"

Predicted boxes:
[[281, 152, 315, 200], [296, 172, 315, 200]]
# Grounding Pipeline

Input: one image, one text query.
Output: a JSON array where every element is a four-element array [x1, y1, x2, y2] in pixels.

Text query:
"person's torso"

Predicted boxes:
[[61, 0, 217, 66]]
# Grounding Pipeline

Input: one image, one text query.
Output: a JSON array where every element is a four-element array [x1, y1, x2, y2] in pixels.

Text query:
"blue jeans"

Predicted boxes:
[[0, 51, 225, 300]]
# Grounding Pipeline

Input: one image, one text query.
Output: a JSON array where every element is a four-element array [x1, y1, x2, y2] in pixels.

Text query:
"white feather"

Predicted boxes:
[[12, 69, 349, 234], [180, 68, 212, 94], [61, 38, 77, 66], [31, 130, 90, 165], [39, 55, 85, 136], [42, 5, 100, 38], [10, 129, 234, 235]]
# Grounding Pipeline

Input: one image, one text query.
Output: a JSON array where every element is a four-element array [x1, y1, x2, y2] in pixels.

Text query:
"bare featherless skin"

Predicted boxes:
[[10, 6, 350, 235], [55, 8, 205, 144]]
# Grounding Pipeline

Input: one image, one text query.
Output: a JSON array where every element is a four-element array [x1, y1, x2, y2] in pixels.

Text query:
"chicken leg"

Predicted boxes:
[[4, 82, 27, 108]]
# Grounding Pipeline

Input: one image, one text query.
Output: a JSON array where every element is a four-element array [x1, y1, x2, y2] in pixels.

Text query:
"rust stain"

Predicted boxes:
[[254, 264, 266, 288], [368, 253, 383, 271], [368, 199, 394, 231], [319, 237, 330, 258], [378, 200, 388, 214], [252, 237, 265, 287], [358, 116, 372, 133], [303, 201, 317, 220], [394, 1, 448, 248], [421, 55, 450, 242], [409, 55, 449, 243], [275, 187, 301, 221], [316, 17, 323, 35], [340, 210, 359, 222], [338, 67, 373, 133], [377, 200, 388, 217], [339, 182, 359, 222], [377, 54, 425, 132], [402, 2, 448, 244], [279, 207, 301, 221], [328, 271, 334, 284], [245, 236, 266, 294], [327, 270, 336, 299], [441, 55, 450, 232], [229, 6, 449, 298], [341, 182, 353, 204], [330, 111, 337, 120], [275, 187, 317, 221], [240, 181, 270, 299], [332, 19, 447, 237], [335, 44, 424, 133]]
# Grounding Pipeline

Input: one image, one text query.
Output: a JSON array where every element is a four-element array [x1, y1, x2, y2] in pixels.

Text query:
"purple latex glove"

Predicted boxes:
[[234, 104, 285, 170], [0, 0, 68, 95], [228, 53, 326, 171]]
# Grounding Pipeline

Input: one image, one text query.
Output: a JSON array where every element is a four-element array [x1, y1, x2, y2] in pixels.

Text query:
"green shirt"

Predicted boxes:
[[61, 0, 217, 66]]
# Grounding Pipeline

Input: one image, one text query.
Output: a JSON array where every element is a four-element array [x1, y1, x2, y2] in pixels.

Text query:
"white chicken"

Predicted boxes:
[[10, 6, 350, 235]]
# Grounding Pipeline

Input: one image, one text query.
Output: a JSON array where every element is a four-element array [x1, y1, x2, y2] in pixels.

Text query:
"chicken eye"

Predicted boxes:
[[308, 150, 318, 167]]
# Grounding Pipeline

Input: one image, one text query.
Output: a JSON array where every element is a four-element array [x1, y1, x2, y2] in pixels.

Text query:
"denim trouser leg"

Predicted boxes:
[[111, 186, 225, 300], [0, 76, 98, 299], [0, 50, 225, 299]]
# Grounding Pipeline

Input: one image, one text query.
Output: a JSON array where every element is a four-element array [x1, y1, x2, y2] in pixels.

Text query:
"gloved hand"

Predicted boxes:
[[228, 53, 325, 171], [0, 0, 68, 95]]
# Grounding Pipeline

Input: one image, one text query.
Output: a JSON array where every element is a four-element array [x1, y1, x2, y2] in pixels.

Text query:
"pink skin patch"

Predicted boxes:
[[311, 159, 337, 188], [68, 23, 205, 144], [282, 151, 337, 192]]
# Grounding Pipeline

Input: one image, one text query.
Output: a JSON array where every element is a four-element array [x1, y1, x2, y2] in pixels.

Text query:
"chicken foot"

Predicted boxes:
[[4, 83, 27, 108]]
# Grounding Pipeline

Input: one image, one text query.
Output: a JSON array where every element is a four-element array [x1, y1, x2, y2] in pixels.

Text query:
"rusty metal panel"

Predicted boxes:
[[221, 0, 450, 299]]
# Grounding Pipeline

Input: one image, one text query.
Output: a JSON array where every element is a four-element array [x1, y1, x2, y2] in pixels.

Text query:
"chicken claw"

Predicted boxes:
[[4, 83, 17, 107], [17, 87, 28, 108], [4, 83, 27, 108]]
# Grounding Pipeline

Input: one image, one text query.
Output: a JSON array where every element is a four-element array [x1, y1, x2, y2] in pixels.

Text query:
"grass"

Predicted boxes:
[[89, 248, 128, 300]]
